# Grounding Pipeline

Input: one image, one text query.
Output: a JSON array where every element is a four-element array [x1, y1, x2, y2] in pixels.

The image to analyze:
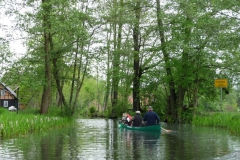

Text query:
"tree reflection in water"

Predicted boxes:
[[119, 128, 161, 159]]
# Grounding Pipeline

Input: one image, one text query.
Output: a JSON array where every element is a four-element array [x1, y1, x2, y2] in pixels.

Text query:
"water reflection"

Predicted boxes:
[[119, 129, 161, 159], [0, 119, 240, 159], [162, 124, 238, 160]]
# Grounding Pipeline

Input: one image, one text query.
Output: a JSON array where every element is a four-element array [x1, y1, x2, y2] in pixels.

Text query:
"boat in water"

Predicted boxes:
[[119, 122, 161, 131]]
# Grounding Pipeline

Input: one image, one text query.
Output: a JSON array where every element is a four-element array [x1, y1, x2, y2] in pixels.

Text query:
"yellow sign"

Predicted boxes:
[[214, 79, 228, 88]]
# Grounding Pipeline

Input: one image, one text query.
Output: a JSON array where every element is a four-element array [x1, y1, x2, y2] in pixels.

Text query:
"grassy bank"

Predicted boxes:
[[192, 112, 240, 135], [0, 108, 74, 139]]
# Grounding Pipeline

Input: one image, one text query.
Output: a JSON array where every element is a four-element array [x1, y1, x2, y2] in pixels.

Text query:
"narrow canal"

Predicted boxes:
[[0, 118, 240, 160]]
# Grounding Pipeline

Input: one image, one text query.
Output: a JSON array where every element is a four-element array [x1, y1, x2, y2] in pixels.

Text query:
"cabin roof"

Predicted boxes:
[[0, 82, 17, 98]]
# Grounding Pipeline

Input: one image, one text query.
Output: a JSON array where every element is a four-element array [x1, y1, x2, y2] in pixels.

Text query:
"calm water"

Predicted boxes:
[[0, 118, 240, 160]]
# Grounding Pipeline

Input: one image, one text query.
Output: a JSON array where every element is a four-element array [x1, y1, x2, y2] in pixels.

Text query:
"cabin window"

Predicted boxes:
[[1, 90, 5, 96], [3, 101, 8, 107]]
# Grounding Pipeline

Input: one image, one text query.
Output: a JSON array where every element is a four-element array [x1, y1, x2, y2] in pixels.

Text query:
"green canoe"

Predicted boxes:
[[119, 122, 161, 131]]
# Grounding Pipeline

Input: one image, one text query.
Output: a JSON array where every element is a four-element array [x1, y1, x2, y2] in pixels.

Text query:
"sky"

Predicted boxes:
[[0, 3, 27, 57], [0, 5, 27, 85]]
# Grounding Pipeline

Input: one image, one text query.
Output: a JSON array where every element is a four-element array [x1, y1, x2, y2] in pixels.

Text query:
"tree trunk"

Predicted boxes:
[[156, 0, 177, 121], [103, 24, 112, 111], [69, 39, 79, 106], [52, 54, 67, 108], [177, 16, 192, 122], [132, 0, 141, 112], [40, 0, 52, 114], [72, 47, 88, 115], [111, 0, 123, 116]]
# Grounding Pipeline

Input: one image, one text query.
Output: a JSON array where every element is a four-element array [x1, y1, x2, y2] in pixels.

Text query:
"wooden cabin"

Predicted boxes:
[[0, 82, 19, 109]]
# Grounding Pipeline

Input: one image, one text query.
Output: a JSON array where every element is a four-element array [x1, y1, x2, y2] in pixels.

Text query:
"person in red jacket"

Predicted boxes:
[[126, 113, 132, 125]]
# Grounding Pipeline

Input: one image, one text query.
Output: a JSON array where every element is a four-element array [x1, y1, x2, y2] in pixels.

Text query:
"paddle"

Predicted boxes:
[[161, 127, 171, 133], [160, 122, 171, 133]]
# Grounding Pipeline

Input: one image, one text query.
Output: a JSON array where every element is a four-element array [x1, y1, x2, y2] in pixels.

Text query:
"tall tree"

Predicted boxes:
[[111, 0, 124, 116], [132, 0, 141, 111], [41, 0, 52, 114], [155, 0, 240, 122], [156, 0, 177, 120]]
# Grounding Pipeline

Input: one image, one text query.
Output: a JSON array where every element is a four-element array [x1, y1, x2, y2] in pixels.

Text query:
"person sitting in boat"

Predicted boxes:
[[131, 111, 143, 126], [143, 106, 160, 125], [123, 113, 132, 125]]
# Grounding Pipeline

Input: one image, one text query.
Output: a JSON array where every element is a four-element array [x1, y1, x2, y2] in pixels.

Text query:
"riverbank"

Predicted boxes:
[[0, 108, 74, 139], [192, 112, 240, 135]]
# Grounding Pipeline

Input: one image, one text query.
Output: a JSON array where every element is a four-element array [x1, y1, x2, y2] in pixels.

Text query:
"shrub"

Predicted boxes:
[[89, 106, 96, 114]]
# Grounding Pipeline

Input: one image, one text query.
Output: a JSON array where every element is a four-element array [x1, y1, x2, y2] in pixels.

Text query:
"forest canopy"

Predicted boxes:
[[0, 0, 240, 122]]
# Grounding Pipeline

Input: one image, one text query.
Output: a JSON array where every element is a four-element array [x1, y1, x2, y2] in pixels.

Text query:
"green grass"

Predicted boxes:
[[0, 108, 74, 139], [193, 112, 240, 135]]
